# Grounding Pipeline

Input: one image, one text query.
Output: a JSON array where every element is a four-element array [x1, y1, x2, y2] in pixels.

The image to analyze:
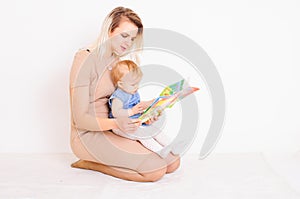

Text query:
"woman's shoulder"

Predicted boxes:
[[72, 48, 100, 70], [74, 48, 97, 61], [69, 48, 97, 88]]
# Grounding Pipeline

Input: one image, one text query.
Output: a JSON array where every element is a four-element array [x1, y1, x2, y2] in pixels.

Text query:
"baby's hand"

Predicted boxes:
[[138, 99, 154, 110], [130, 103, 144, 115]]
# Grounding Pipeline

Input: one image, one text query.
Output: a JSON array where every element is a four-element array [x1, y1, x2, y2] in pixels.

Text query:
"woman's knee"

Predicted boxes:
[[136, 153, 168, 181], [166, 158, 180, 173], [140, 167, 167, 182]]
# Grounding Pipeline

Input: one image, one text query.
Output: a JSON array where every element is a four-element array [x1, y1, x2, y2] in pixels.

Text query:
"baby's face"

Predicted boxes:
[[118, 71, 141, 94]]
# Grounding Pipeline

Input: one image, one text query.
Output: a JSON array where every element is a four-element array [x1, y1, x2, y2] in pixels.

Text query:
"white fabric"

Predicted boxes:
[[1, 152, 300, 199]]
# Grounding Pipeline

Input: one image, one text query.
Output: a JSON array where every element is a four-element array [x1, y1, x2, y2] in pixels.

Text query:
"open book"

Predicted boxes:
[[138, 79, 200, 123]]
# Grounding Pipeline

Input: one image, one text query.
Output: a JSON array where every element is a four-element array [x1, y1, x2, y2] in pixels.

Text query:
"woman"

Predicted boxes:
[[69, 6, 180, 182]]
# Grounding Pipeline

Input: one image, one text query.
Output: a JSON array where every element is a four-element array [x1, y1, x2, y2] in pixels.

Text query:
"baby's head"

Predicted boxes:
[[111, 60, 143, 94]]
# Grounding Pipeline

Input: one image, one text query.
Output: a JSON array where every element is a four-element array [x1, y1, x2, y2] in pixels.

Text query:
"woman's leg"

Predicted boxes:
[[71, 153, 180, 180], [71, 131, 177, 182], [101, 131, 181, 174], [71, 159, 166, 182], [165, 153, 181, 174]]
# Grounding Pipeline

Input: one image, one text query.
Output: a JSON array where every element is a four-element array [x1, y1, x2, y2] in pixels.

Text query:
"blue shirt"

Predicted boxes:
[[108, 88, 141, 119]]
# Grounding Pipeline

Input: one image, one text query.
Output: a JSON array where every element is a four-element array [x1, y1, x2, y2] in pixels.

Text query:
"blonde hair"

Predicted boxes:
[[111, 60, 143, 86], [90, 7, 143, 64]]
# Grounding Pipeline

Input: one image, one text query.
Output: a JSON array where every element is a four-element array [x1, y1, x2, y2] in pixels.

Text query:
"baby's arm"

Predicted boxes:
[[138, 99, 155, 110], [111, 98, 143, 117]]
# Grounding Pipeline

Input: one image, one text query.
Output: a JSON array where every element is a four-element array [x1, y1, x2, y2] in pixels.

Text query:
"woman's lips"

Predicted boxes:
[[121, 46, 126, 51]]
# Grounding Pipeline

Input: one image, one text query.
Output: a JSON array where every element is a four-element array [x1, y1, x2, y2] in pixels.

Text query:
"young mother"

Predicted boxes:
[[69, 7, 180, 182]]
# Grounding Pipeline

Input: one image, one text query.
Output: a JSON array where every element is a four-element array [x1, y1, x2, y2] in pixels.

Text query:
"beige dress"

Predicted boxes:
[[69, 49, 166, 173]]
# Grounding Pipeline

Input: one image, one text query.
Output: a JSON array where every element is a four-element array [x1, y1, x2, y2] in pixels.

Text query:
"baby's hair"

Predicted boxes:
[[111, 60, 143, 86]]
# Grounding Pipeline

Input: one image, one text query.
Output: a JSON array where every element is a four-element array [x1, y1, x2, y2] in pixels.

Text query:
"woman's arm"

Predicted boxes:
[[72, 86, 140, 133], [70, 50, 139, 133], [72, 86, 118, 131]]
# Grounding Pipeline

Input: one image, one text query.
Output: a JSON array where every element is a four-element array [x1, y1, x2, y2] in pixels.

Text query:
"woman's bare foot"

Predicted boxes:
[[70, 159, 167, 182]]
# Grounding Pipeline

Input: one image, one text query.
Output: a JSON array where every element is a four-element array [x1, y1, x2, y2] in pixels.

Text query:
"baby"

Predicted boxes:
[[108, 60, 174, 158]]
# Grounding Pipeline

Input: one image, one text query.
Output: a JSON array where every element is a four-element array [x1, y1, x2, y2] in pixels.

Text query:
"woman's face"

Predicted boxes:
[[109, 20, 139, 56]]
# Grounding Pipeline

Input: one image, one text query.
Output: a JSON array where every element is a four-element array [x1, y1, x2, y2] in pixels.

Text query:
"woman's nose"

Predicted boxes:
[[125, 38, 132, 47]]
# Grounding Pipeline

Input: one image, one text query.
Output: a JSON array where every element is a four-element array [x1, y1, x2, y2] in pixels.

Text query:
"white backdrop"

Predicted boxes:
[[0, 0, 299, 154]]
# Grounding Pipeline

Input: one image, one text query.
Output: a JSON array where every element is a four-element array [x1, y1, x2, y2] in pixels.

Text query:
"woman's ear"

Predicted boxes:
[[108, 30, 113, 37]]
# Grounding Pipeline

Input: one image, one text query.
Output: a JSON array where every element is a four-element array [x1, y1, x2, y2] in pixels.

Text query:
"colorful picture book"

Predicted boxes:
[[139, 79, 200, 123]]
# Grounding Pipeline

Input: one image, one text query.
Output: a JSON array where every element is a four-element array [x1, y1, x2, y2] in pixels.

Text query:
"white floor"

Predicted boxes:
[[0, 152, 299, 199]]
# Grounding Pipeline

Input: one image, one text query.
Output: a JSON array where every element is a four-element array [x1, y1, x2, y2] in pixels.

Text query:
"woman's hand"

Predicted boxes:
[[144, 108, 164, 125], [144, 115, 159, 125], [115, 116, 141, 133]]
